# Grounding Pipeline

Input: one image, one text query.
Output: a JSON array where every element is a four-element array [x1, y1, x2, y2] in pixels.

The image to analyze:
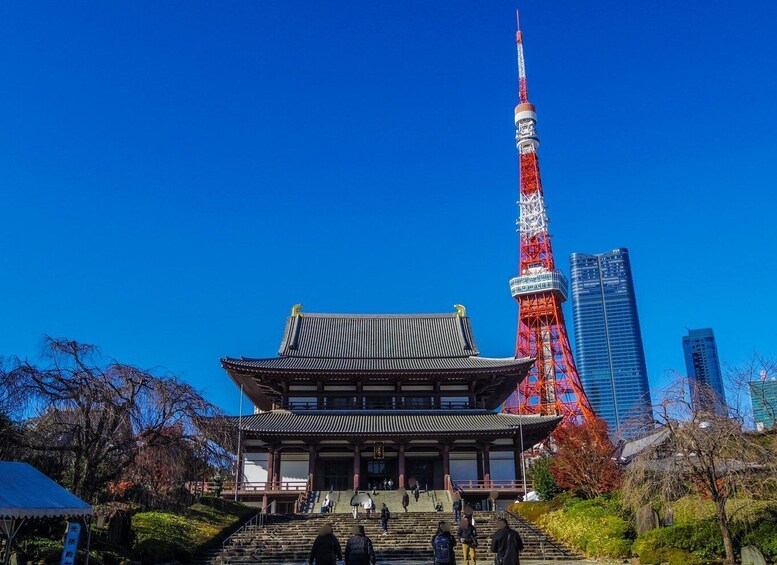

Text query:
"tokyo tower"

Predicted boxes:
[[501, 11, 595, 424]]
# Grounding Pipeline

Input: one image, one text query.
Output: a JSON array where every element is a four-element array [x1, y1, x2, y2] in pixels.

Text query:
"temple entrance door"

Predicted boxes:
[[406, 459, 436, 491], [321, 460, 351, 491], [363, 459, 397, 490]]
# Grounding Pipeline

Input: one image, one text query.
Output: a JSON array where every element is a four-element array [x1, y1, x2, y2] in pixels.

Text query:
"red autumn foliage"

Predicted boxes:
[[549, 417, 622, 498]]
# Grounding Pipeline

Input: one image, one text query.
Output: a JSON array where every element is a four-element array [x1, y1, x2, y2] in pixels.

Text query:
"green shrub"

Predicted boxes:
[[132, 498, 254, 564], [528, 456, 562, 501], [671, 496, 777, 528], [537, 496, 633, 559], [18, 536, 127, 565], [508, 500, 559, 524], [739, 522, 777, 560], [633, 521, 724, 563]]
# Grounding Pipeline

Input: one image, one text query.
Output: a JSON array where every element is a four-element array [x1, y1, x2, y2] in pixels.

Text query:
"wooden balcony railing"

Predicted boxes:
[[449, 479, 534, 492], [187, 480, 308, 496]]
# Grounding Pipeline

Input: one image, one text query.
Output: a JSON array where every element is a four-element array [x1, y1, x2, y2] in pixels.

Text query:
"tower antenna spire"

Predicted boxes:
[[515, 9, 529, 104]]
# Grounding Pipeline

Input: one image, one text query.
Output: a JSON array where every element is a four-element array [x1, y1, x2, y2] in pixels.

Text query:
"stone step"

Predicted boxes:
[[213, 511, 578, 564]]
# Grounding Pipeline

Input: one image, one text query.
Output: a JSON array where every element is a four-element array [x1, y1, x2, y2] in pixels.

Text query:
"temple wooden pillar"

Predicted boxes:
[[442, 443, 451, 489], [513, 436, 523, 488], [476, 448, 484, 483], [273, 448, 282, 488], [353, 445, 361, 490], [308, 445, 319, 490], [398, 444, 406, 489], [482, 443, 491, 488], [263, 446, 276, 512]]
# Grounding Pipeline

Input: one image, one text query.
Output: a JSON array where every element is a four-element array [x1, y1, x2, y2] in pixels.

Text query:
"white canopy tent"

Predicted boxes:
[[0, 462, 93, 565]]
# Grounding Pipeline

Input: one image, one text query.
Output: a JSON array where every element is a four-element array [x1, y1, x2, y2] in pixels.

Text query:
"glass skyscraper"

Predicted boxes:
[[682, 328, 727, 416], [750, 375, 777, 431], [570, 248, 652, 437]]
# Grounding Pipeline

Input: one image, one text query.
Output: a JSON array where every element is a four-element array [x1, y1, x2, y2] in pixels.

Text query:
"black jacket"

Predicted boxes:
[[380, 507, 390, 521], [309, 533, 342, 565], [431, 531, 457, 565], [490, 526, 523, 565], [456, 523, 477, 546], [344, 534, 376, 565]]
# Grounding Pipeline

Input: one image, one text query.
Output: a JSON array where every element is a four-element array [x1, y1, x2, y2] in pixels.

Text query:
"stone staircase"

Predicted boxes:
[[216, 510, 579, 564]]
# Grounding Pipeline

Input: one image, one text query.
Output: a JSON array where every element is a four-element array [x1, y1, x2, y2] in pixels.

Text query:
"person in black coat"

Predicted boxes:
[[490, 518, 523, 565], [401, 491, 410, 512], [309, 523, 342, 565], [344, 524, 376, 565], [380, 503, 391, 534]]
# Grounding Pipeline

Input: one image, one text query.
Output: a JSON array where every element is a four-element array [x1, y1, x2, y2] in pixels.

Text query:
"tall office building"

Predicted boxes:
[[570, 248, 652, 436], [750, 372, 777, 431], [682, 328, 727, 416]]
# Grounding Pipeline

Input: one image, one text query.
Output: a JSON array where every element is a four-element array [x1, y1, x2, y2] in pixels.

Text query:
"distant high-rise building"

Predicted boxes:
[[570, 248, 652, 436], [749, 372, 777, 431], [682, 328, 727, 416]]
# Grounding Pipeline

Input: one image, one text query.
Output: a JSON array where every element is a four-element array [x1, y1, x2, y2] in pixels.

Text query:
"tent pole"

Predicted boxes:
[[83, 516, 92, 565], [1, 517, 25, 565]]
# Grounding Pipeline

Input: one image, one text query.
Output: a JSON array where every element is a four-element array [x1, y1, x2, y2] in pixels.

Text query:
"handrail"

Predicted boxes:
[[493, 501, 569, 557], [221, 511, 264, 564]]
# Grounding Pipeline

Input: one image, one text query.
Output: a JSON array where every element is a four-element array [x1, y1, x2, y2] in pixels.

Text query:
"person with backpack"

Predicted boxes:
[[308, 523, 342, 565], [431, 521, 457, 565], [401, 491, 410, 512], [490, 518, 524, 565], [344, 524, 377, 565], [457, 516, 478, 565], [379, 503, 391, 534]]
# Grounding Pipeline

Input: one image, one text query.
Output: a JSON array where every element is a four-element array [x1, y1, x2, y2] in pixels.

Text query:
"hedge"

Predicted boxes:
[[534, 497, 633, 559]]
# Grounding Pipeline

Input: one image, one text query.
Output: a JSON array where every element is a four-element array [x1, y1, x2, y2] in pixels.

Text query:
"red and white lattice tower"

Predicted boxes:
[[501, 11, 595, 424]]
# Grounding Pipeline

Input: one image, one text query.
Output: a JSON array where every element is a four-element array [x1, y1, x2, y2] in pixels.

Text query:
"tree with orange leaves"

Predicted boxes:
[[550, 416, 622, 499]]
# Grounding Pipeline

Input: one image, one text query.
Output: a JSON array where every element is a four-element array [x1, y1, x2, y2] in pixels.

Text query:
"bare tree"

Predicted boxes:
[[10, 338, 234, 502], [0, 361, 24, 458], [621, 378, 777, 565]]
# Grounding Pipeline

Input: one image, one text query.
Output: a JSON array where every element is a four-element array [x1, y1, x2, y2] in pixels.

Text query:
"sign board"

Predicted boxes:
[[374, 442, 385, 460], [60, 521, 82, 565]]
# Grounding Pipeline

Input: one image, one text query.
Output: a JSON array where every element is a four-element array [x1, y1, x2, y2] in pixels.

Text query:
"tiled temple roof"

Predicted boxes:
[[235, 410, 561, 441], [221, 309, 535, 411], [277, 312, 480, 358], [222, 355, 529, 373]]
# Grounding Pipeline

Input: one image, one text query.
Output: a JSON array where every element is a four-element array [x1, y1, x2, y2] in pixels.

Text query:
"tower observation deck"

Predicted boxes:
[[501, 12, 595, 424]]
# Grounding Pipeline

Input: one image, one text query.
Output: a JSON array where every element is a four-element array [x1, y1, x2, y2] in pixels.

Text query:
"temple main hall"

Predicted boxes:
[[222, 305, 560, 512]]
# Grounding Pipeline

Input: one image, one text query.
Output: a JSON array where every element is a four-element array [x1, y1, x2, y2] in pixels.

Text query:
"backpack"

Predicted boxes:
[[433, 533, 452, 564]]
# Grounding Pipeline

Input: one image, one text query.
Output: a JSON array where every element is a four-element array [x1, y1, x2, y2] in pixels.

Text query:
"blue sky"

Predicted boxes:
[[1, 1, 775, 414]]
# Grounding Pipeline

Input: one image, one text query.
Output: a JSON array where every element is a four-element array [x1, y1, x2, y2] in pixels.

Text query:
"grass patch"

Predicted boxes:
[[132, 497, 255, 564]]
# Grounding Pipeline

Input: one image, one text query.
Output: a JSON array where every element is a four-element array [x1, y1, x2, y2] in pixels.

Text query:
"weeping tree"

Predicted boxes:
[[621, 379, 777, 565], [9, 338, 235, 503]]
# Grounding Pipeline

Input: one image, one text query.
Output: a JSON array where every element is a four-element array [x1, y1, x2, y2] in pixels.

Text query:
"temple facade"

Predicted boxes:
[[222, 306, 561, 512]]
